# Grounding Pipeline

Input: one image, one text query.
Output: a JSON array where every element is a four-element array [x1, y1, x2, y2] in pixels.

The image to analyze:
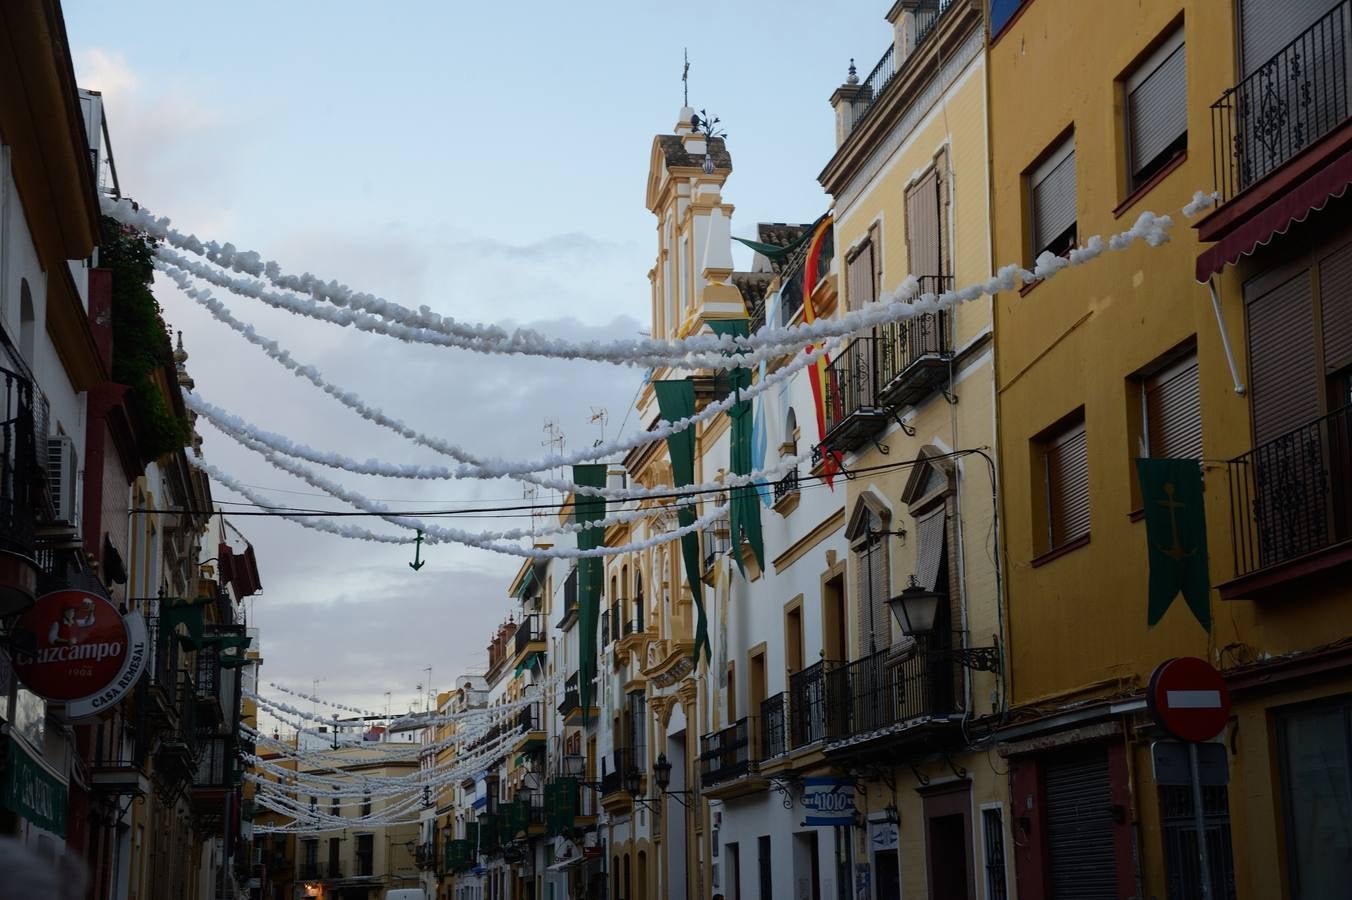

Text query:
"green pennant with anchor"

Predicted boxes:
[[1136, 458, 1210, 631]]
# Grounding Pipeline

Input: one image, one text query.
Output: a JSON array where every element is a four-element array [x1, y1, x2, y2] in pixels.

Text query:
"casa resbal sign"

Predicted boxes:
[[11, 590, 149, 719]]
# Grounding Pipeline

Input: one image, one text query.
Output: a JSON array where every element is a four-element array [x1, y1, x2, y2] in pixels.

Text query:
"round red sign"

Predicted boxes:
[[1148, 656, 1232, 743], [12, 590, 129, 702]]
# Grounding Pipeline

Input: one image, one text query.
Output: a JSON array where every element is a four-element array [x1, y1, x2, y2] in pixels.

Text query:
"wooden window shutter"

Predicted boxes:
[[1320, 240, 1352, 374], [1247, 268, 1319, 445], [847, 240, 876, 311], [906, 169, 943, 279], [1127, 35, 1186, 181], [1145, 353, 1202, 459], [1031, 137, 1076, 256], [1045, 418, 1090, 549], [854, 533, 890, 656]]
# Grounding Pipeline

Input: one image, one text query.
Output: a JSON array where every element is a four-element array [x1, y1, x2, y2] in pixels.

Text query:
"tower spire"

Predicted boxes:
[[682, 48, 689, 108]]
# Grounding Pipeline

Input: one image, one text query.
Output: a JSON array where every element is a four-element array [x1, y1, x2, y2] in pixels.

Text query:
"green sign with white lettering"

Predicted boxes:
[[2, 737, 68, 837]]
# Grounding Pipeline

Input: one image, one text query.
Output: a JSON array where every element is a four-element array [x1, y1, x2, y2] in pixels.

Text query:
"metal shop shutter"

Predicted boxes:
[[1044, 749, 1120, 900]]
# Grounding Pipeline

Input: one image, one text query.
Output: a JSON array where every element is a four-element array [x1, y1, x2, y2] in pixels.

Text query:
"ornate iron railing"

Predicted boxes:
[[513, 613, 541, 656], [0, 365, 35, 556], [760, 692, 788, 761], [773, 468, 800, 505], [702, 518, 732, 569], [599, 746, 634, 796], [558, 671, 579, 716], [875, 275, 953, 388], [846, 1, 956, 134], [1211, 0, 1352, 201], [699, 717, 756, 788], [823, 638, 963, 743], [1228, 403, 1352, 576], [789, 659, 841, 748], [823, 337, 880, 434]]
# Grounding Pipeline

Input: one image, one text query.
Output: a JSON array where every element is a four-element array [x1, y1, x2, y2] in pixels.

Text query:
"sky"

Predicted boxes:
[[63, 1, 888, 723]]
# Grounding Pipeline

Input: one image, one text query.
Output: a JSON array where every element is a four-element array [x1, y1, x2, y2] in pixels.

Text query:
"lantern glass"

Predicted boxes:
[[654, 753, 672, 791], [888, 578, 941, 636], [624, 767, 642, 797]]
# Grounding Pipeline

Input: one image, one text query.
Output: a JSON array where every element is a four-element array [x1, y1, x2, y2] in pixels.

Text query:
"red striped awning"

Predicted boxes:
[[1195, 148, 1352, 282]]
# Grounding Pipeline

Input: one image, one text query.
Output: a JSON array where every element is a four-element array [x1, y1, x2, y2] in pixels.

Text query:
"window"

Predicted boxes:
[[1125, 29, 1187, 190], [356, 833, 374, 877], [1160, 784, 1237, 899], [1141, 351, 1202, 460], [1040, 413, 1090, 551], [981, 807, 1009, 900], [846, 227, 879, 311], [627, 691, 647, 770], [846, 495, 892, 656], [1277, 697, 1352, 898], [1030, 135, 1077, 259], [758, 835, 773, 900], [905, 162, 944, 278]]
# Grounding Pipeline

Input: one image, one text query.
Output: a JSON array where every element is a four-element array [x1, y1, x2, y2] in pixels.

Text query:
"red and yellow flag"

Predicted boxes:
[[800, 216, 842, 486]]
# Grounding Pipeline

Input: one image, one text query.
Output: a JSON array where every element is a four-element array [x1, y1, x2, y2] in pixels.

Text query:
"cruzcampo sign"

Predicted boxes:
[[2, 737, 68, 837], [11, 590, 149, 719]]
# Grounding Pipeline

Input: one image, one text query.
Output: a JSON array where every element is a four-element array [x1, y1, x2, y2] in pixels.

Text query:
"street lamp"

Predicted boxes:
[[887, 576, 941, 637], [652, 753, 691, 808]]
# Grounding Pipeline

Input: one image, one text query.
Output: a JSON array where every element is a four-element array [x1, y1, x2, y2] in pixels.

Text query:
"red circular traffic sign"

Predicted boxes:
[[1148, 657, 1232, 743]]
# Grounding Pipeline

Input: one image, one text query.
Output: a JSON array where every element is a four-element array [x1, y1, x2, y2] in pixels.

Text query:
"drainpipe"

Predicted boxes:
[[1206, 276, 1246, 395]]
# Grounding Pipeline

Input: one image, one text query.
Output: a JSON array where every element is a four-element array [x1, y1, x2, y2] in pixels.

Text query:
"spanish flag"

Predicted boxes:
[[801, 216, 841, 486]]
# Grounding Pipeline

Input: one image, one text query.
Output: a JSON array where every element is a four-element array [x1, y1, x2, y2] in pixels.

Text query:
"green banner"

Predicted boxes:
[[654, 379, 710, 664], [1137, 458, 1211, 631], [2, 737, 68, 837], [161, 595, 212, 650], [572, 464, 608, 724], [708, 319, 765, 577]]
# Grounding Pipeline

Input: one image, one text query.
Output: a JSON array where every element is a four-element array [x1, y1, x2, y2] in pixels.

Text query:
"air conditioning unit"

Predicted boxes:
[[47, 435, 78, 525]]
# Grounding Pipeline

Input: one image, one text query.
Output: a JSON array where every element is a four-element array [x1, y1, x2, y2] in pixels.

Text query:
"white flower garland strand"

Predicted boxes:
[[267, 682, 381, 717], [160, 258, 822, 491], [200, 426, 732, 559]]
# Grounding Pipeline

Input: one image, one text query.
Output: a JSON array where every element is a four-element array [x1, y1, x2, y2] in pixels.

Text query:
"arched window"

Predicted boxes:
[[782, 406, 798, 455], [19, 278, 35, 365], [635, 571, 645, 631]]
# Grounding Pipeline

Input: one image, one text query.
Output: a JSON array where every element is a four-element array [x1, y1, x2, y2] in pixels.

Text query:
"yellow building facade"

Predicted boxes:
[[990, 0, 1352, 897]]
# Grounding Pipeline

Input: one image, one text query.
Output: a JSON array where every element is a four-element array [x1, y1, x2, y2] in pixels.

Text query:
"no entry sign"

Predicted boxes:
[[1147, 657, 1231, 743]]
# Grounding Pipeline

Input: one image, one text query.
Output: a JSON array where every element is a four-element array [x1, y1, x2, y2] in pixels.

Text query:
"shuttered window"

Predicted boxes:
[[1241, 0, 1342, 76], [1320, 240, 1352, 373], [1044, 416, 1090, 550], [906, 168, 943, 278], [1247, 268, 1319, 445], [1126, 32, 1187, 188], [1031, 136, 1077, 258], [847, 239, 876, 311], [855, 532, 891, 656], [1144, 352, 1202, 459]]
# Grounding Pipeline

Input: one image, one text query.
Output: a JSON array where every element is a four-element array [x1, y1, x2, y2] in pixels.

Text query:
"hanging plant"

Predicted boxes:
[[99, 216, 190, 461]]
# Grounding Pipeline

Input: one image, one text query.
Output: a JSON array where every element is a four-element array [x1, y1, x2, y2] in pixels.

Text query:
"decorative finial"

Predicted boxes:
[[174, 330, 188, 364], [847, 58, 859, 85], [682, 48, 690, 108]]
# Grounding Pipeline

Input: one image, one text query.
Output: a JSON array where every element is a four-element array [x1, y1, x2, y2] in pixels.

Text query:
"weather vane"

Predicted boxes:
[[683, 48, 689, 107]]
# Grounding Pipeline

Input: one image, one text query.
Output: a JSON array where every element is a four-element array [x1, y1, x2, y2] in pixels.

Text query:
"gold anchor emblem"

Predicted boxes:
[[1156, 482, 1195, 561]]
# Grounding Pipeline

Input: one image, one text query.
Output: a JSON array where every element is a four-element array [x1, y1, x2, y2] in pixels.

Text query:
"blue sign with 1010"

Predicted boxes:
[[801, 776, 857, 826]]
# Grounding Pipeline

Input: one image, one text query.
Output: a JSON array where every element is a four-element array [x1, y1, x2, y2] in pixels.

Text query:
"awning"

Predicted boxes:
[[1195, 147, 1352, 282]]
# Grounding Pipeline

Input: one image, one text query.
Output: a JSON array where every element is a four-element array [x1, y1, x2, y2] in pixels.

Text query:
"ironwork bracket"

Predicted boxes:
[[941, 388, 958, 405], [766, 776, 797, 810], [943, 753, 967, 780], [908, 762, 930, 786], [891, 412, 917, 437], [951, 645, 1001, 673]]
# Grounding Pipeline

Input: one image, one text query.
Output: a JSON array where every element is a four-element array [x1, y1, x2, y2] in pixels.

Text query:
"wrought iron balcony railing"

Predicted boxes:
[[513, 613, 542, 657], [702, 519, 732, 570], [0, 365, 36, 557], [822, 638, 963, 744], [558, 671, 580, 716], [789, 659, 841, 749], [1211, 0, 1352, 202], [599, 746, 634, 797], [844, 1, 956, 135], [699, 717, 757, 788], [1228, 403, 1352, 577], [773, 468, 800, 505], [760, 692, 788, 761]]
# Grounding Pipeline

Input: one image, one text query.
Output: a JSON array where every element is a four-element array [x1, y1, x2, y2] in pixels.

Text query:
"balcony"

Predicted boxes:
[[822, 639, 964, 753], [821, 337, 890, 453], [599, 746, 635, 807], [789, 659, 841, 750], [874, 276, 953, 408], [414, 842, 436, 870], [1211, 1, 1352, 203], [556, 568, 579, 629], [558, 672, 580, 717], [511, 613, 545, 670], [700, 717, 767, 798], [512, 701, 546, 753], [1199, 1, 1352, 277], [1222, 404, 1352, 598], [0, 365, 37, 614], [760, 692, 788, 763], [702, 518, 732, 576], [772, 468, 801, 512]]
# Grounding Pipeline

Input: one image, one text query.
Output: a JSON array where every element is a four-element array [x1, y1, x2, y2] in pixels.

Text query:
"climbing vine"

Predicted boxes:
[[100, 216, 189, 461]]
